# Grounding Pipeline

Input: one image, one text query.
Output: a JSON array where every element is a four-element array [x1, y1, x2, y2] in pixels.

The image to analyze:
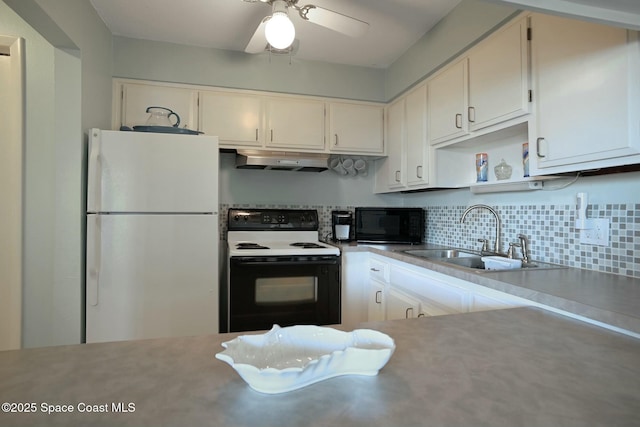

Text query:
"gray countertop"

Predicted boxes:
[[1, 307, 639, 427], [338, 242, 640, 335]]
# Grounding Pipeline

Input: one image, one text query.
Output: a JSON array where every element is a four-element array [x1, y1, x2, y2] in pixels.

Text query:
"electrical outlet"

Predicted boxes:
[[579, 218, 610, 246]]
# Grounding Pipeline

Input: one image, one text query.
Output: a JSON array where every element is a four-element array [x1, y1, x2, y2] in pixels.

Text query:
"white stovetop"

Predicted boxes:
[[227, 231, 340, 257]]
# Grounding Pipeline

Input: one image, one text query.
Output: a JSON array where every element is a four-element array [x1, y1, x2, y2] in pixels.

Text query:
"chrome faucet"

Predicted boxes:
[[460, 204, 502, 254], [517, 233, 531, 263]]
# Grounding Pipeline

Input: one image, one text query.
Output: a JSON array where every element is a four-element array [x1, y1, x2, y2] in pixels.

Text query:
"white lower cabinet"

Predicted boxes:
[[469, 292, 521, 312], [386, 288, 422, 320], [367, 280, 386, 322], [359, 254, 529, 323], [366, 256, 389, 322]]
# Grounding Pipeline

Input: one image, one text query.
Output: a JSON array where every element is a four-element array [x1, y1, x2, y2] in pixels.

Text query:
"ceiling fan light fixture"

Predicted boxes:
[[265, 2, 295, 50]]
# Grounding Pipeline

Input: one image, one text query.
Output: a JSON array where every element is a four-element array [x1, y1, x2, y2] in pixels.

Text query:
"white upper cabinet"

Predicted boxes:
[[117, 82, 198, 131], [428, 59, 469, 144], [467, 17, 529, 131], [115, 79, 389, 155], [328, 102, 384, 154], [384, 98, 406, 189], [405, 84, 430, 187], [265, 97, 325, 150], [375, 84, 430, 193], [530, 13, 640, 174], [428, 17, 530, 146], [199, 91, 262, 147]]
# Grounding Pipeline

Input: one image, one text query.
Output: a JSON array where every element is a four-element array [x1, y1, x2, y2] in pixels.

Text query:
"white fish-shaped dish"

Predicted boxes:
[[215, 325, 396, 394]]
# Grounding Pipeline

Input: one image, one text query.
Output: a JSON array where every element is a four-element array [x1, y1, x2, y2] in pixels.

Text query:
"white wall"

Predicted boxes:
[[403, 171, 640, 207], [112, 36, 386, 102], [1, 0, 112, 348], [384, 0, 518, 100], [219, 153, 402, 206]]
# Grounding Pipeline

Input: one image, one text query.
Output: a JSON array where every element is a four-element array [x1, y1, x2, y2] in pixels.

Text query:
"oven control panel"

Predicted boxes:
[[228, 208, 319, 231]]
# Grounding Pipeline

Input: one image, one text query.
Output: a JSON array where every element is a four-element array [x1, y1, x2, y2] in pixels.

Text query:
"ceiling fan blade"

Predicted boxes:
[[298, 5, 369, 38], [245, 17, 269, 54]]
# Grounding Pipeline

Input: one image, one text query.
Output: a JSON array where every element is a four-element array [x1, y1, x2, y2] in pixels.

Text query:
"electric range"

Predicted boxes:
[[222, 208, 341, 333]]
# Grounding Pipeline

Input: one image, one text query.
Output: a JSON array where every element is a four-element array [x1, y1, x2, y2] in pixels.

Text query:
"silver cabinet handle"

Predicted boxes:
[[375, 291, 382, 304], [334, 134, 339, 145], [455, 113, 463, 129], [405, 307, 414, 319], [395, 170, 401, 182], [468, 106, 475, 123], [255, 129, 259, 141], [270, 129, 274, 142], [370, 268, 380, 272], [417, 313, 425, 318], [536, 137, 546, 158], [416, 165, 423, 179]]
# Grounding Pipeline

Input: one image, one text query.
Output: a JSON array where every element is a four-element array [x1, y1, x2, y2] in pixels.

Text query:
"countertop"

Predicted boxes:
[[1, 307, 639, 427], [337, 242, 640, 336]]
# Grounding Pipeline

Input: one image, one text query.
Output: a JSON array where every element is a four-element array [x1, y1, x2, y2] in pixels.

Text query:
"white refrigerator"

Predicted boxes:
[[86, 129, 219, 343]]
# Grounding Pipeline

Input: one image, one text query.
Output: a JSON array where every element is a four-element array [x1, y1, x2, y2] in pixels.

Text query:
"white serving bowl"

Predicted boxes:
[[215, 325, 396, 394]]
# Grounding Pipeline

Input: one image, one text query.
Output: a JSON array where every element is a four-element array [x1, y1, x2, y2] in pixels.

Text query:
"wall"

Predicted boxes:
[[403, 171, 640, 278], [384, 0, 518, 100], [36, 0, 113, 132], [112, 36, 386, 102], [1, 0, 112, 348], [218, 152, 404, 238]]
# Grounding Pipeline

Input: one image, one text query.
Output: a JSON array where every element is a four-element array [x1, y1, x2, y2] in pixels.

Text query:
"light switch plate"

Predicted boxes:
[[579, 218, 610, 246]]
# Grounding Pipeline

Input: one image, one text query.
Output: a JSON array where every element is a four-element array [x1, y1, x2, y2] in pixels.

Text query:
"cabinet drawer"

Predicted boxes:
[[369, 258, 390, 283]]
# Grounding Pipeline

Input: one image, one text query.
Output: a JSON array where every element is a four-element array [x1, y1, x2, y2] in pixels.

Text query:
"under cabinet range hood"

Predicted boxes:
[[235, 150, 329, 172]]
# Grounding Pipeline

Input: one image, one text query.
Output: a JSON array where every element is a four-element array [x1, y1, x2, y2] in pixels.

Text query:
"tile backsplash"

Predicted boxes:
[[427, 204, 639, 279], [220, 203, 639, 279]]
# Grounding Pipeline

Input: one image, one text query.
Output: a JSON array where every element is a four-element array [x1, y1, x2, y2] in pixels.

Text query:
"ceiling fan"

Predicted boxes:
[[243, 0, 369, 53]]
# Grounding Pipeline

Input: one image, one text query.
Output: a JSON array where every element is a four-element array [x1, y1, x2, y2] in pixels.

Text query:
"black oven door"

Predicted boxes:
[[228, 255, 341, 333]]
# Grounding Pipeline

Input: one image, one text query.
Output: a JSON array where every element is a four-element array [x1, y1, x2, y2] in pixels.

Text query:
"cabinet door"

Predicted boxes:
[[385, 99, 406, 188], [469, 292, 522, 313], [390, 261, 466, 315], [531, 14, 640, 172], [329, 102, 384, 154], [120, 83, 198, 130], [405, 84, 429, 187], [367, 280, 386, 322], [428, 59, 468, 144], [386, 288, 421, 320], [468, 17, 529, 131], [266, 98, 325, 150], [199, 91, 262, 147]]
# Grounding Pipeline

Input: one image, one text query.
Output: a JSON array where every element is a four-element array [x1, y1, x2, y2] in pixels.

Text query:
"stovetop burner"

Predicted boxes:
[[290, 242, 326, 249], [236, 242, 270, 250], [227, 208, 340, 257]]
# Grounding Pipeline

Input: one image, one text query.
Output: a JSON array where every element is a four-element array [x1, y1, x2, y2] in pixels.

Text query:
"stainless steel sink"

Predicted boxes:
[[403, 247, 567, 272], [402, 248, 479, 259], [442, 256, 566, 272]]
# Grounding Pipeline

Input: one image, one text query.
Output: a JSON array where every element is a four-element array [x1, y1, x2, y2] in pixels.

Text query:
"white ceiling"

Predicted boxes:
[[89, 0, 640, 69], [89, 0, 462, 68]]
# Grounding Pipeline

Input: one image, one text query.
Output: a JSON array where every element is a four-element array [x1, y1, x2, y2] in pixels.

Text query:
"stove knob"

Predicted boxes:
[[234, 215, 240, 221]]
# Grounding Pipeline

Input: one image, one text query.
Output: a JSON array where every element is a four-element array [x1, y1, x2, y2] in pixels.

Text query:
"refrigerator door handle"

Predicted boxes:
[[88, 130, 102, 212], [87, 215, 101, 306]]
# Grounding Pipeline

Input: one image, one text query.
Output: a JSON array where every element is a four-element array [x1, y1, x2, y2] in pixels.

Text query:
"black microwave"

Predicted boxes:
[[355, 207, 424, 244]]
